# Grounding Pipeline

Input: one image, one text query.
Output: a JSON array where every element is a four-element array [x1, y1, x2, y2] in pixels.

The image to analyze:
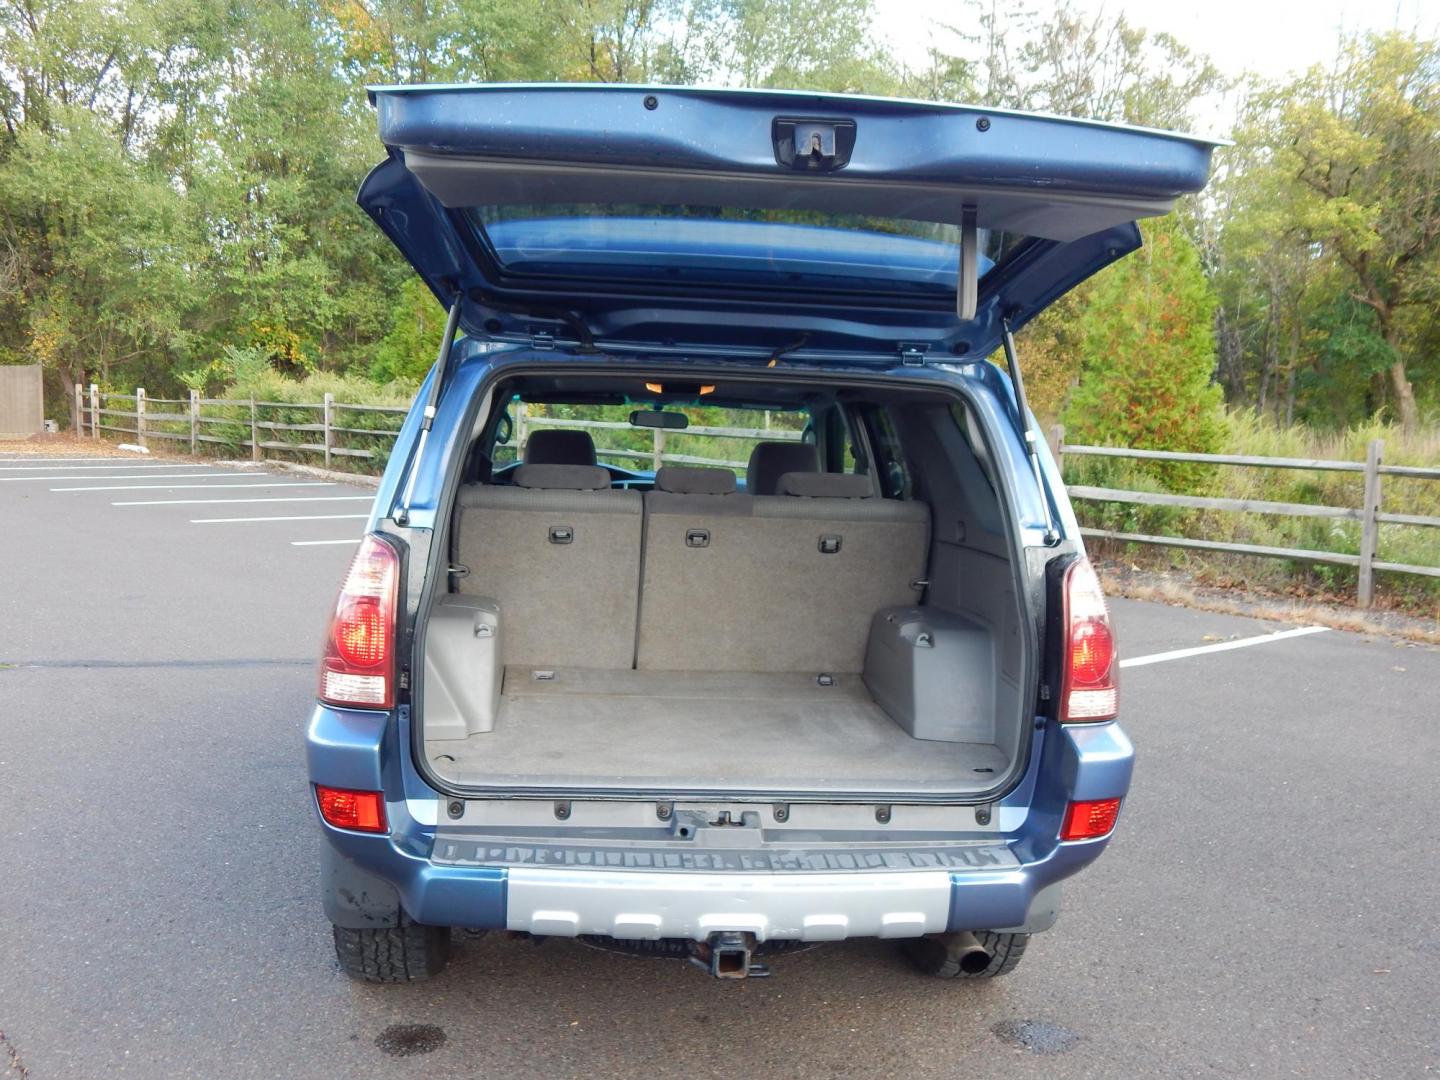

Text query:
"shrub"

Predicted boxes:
[[1063, 216, 1225, 489]]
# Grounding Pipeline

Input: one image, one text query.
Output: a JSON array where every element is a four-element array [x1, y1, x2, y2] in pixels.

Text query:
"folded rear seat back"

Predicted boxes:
[[638, 467, 930, 674], [455, 463, 642, 669]]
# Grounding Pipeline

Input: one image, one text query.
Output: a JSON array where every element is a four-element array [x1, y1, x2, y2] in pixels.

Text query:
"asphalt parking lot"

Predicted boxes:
[[1, 449, 1437, 1079]]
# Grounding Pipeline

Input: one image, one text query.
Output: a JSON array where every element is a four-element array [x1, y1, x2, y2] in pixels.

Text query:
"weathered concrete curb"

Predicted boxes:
[[249, 460, 383, 489]]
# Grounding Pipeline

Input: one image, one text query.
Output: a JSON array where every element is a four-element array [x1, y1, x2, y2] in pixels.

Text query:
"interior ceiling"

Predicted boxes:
[[507, 371, 951, 411], [511, 374, 819, 411]]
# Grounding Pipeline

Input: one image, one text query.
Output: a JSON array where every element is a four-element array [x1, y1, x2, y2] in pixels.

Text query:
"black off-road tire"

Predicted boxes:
[[333, 916, 451, 982], [902, 931, 1029, 979]]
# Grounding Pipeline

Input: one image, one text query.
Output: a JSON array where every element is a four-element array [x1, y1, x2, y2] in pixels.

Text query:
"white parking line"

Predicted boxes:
[[0, 457, 161, 463], [0, 463, 221, 470], [112, 495, 372, 506], [291, 538, 362, 546], [51, 481, 335, 492], [189, 514, 369, 524], [4, 472, 259, 482], [1119, 625, 1330, 669]]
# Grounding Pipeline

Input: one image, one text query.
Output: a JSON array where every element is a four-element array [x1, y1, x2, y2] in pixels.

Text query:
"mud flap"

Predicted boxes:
[[322, 843, 403, 928]]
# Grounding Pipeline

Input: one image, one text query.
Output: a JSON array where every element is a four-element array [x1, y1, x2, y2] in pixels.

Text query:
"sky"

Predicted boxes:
[[877, 0, 1439, 135]]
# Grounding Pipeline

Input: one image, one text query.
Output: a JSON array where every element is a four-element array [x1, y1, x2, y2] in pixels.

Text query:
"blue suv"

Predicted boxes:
[[306, 84, 1217, 981]]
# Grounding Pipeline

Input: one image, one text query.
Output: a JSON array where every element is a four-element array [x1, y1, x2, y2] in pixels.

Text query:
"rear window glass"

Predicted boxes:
[[494, 401, 810, 477], [464, 205, 1024, 297]]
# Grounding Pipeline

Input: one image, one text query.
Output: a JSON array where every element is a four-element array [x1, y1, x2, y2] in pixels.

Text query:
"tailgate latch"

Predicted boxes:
[[773, 117, 856, 171]]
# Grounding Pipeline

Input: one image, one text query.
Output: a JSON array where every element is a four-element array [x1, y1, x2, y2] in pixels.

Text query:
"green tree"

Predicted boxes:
[[678, 0, 894, 91], [1063, 217, 1225, 467], [912, 1, 1227, 129], [1240, 32, 1440, 431], [0, 105, 194, 393], [370, 276, 447, 384], [916, 1, 1230, 429]]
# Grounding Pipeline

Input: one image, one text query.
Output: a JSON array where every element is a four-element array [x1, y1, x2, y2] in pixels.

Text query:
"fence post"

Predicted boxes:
[[135, 387, 147, 448], [1049, 424, 1065, 472], [189, 390, 200, 455], [515, 400, 528, 456], [89, 384, 99, 439], [250, 396, 260, 462], [651, 426, 666, 472], [1356, 438, 1383, 608], [73, 383, 83, 435], [323, 392, 335, 469]]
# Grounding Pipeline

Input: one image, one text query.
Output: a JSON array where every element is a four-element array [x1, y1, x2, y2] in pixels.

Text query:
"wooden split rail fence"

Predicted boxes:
[[70, 385, 1435, 607], [76, 384, 408, 468], [1051, 426, 1440, 607], [73, 390, 802, 473]]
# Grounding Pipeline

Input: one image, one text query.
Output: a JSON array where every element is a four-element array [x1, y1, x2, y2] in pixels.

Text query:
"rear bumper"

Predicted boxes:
[[308, 705, 1133, 938]]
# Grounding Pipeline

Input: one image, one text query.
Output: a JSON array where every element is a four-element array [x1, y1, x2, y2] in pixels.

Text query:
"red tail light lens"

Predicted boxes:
[[1060, 558, 1118, 722], [315, 785, 387, 833], [1061, 798, 1122, 841], [319, 534, 399, 708]]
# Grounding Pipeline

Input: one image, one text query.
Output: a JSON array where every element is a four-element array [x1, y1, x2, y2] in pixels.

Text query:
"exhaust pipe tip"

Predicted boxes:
[[948, 931, 993, 975]]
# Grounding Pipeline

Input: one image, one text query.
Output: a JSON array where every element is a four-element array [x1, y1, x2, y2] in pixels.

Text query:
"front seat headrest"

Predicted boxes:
[[524, 428, 597, 466], [746, 441, 820, 495]]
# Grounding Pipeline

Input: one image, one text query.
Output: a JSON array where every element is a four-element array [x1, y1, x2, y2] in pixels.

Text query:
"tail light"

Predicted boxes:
[[315, 785, 387, 833], [1060, 558, 1118, 722], [1060, 798, 1122, 841], [319, 534, 399, 709]]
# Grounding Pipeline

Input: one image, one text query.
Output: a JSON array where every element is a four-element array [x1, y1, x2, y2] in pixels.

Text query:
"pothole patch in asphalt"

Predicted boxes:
[[991, 1018, 1081, 1055], [375, 1023, 447, 1057]]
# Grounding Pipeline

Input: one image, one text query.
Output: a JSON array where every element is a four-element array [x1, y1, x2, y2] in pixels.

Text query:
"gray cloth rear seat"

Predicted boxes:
[[647, 465, 752, 517], [638, 470, 929, 673], [454, 470, 642, 669]]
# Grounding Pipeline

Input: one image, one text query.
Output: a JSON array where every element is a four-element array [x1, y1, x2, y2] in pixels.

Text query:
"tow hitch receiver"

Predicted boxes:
[[689, 932, 770, 979]]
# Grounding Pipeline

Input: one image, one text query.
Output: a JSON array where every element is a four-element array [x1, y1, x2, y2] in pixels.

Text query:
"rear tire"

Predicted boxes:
[[333, 916, 451, 982], [902, 931, 1029, 979]]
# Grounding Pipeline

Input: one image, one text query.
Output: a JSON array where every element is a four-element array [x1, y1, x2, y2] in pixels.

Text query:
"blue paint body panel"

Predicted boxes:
[[304, 83, 1172, 945]]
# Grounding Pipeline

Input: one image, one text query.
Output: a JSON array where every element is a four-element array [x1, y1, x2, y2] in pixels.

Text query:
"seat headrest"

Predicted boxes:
[[746, 441, 820, 495], [655, 466, 738, 495], [512, 464, 611, 490], [775, 472, 875, 498], [524, 428, 597, 466]]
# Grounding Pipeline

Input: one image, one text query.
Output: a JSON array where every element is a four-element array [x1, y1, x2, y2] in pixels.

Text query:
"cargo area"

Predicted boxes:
[[416, 373, 1034, 799], [431, 668, 1011, 794]]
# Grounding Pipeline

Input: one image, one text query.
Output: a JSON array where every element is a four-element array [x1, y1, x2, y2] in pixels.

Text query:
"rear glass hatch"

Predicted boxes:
[[358, 84, 1221, 364]]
